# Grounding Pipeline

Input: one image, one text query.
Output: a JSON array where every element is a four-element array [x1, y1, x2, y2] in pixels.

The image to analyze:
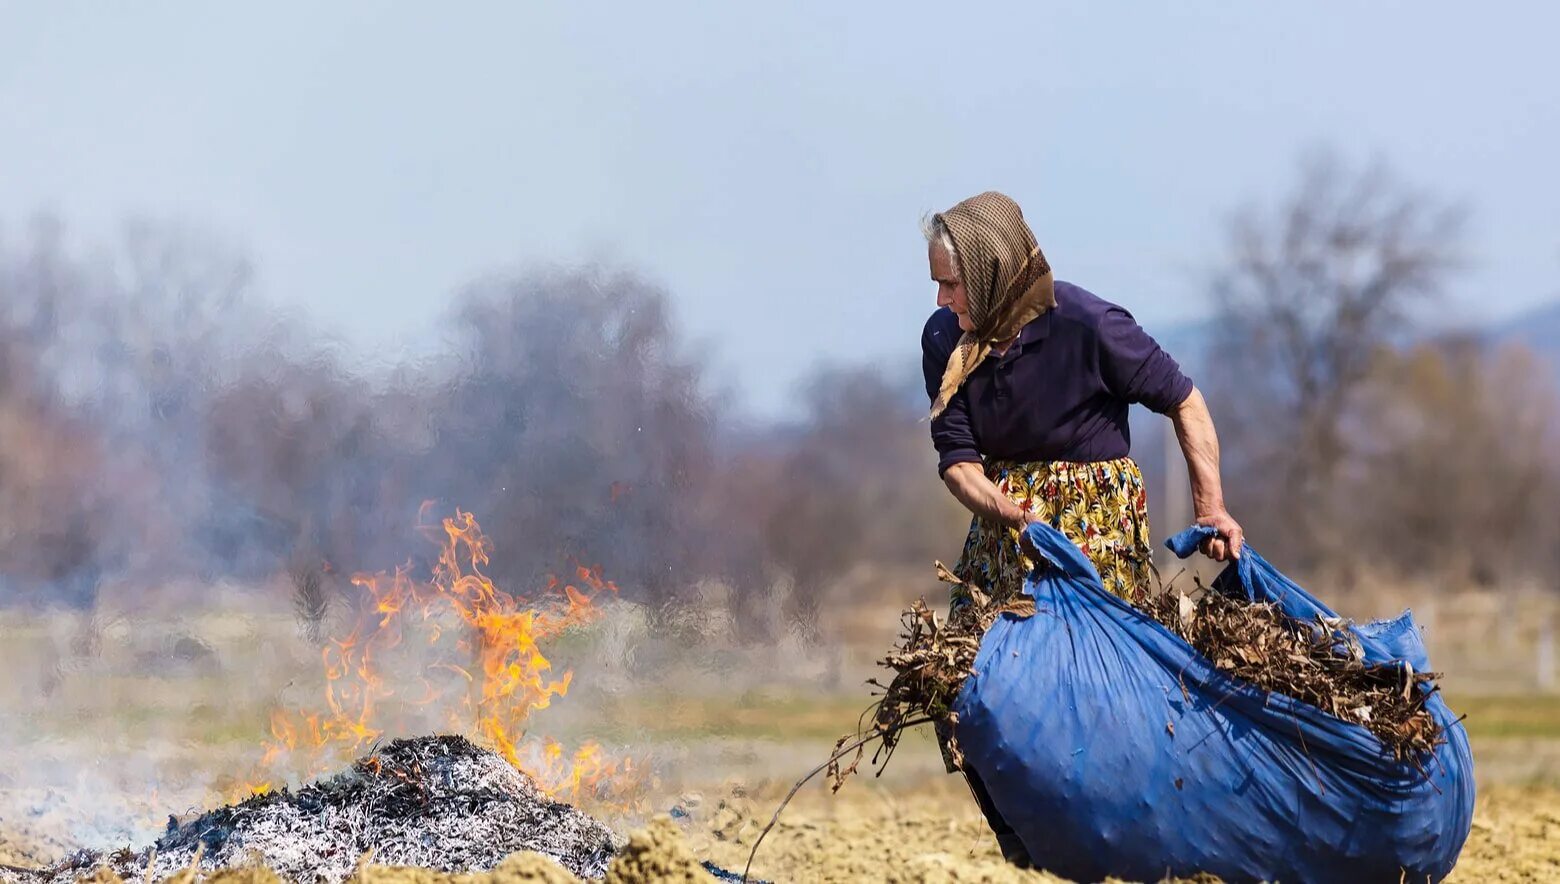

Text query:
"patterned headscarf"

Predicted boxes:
[[929, 191, 1055, 419]]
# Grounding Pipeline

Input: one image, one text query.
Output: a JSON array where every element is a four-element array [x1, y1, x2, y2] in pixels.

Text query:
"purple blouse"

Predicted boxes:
[[921, 281, 1193, 476]]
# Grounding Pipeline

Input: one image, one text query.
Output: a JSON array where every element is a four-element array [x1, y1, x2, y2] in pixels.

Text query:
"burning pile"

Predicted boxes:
[[0, 508, 770, 882], [15, 736, 620, 883], [251, 508, 635, 804], [1142, 580, 1445, 760]]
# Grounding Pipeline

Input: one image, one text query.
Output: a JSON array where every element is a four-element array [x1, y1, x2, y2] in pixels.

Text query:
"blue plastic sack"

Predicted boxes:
[[951, 522, 1475, 884]]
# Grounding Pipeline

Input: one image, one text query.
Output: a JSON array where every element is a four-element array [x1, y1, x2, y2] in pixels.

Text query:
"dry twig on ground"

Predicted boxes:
[[829, 562, 1031, 789]]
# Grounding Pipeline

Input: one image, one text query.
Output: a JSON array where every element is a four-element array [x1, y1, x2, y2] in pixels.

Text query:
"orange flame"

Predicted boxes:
[[252, 509, 637, 804]]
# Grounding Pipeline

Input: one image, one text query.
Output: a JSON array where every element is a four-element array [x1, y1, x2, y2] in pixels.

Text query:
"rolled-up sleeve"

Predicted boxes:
[[1097, 307, 1194, 414], [922, 313, 982, 476]]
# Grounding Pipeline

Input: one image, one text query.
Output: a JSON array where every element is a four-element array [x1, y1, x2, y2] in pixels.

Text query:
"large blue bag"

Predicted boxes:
[[951, 522, 1475, 883]]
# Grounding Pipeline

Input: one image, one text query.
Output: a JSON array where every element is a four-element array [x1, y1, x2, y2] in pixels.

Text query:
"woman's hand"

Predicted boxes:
[[942, 463, 1032, 528], [1009, 510, 1044, 531], [1196, 509, 1245, 561], [1011, 510, 1045, 558]]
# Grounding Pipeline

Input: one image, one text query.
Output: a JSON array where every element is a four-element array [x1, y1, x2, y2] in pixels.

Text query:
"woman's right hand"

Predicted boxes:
[[1012, 510, 1045, 558], [1008, 509, 1044, 532], [941, 462, 1042, 533]]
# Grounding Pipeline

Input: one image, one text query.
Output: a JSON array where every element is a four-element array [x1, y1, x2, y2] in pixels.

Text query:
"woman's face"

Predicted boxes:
[[929, 242, 974, 332]]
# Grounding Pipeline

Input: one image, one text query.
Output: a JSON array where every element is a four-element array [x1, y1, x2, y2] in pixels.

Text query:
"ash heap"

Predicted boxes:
[[11, 736, 620, 883]]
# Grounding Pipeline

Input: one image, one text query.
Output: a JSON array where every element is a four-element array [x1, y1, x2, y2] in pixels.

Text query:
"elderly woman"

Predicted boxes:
[[922, 191, 1243, 866]]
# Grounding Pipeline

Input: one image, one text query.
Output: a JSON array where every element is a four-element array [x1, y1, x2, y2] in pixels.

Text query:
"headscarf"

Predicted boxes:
[[928, 191, 1056, 419]]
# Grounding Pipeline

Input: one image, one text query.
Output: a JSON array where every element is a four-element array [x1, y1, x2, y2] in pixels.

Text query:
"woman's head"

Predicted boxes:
[[925, 191, 1053, 338], [923, 214, 973, 331], [924, 191, 1058, 418]]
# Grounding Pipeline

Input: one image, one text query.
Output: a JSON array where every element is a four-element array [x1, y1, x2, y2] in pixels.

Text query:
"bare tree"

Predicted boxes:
[[1352, 338, 1560, 585], [426, 265, 716, 613], [1209, 151, 1466, 568], [746, 365, 964, 639], [0, 217, 300, 602]]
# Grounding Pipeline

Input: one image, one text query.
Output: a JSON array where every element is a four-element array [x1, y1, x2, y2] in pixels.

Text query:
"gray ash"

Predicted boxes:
[[6, 735, 620, 882]]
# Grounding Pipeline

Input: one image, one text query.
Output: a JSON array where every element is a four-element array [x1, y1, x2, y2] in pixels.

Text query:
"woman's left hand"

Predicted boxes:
[[1196, 509, 1245, 561]]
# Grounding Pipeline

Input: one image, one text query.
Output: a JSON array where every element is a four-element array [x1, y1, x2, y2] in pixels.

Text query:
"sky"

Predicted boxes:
[[2, 2, 1557, 417]]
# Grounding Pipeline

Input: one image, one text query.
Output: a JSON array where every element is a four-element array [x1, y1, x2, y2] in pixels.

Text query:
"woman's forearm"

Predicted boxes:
[[1170, 386, 1244, 558], [1170, 387, 1225, 517], [942, 462, 1027, 528]]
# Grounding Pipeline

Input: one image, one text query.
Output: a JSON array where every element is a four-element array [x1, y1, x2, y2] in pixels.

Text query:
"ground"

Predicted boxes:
[[688, 777, 1560, 883]]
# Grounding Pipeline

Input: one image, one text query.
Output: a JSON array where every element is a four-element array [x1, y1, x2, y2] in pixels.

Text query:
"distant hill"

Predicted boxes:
[[1493, 300, 1560, 372], [1143, 298, 1560, 384]]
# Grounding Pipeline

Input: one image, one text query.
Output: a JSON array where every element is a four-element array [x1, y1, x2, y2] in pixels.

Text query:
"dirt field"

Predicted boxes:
[[683, 777, 1560, 883]]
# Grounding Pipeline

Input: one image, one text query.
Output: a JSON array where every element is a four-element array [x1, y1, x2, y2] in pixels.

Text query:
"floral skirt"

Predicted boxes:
[[951, 456, 1154, 609], [939, 457, 1155, 776]]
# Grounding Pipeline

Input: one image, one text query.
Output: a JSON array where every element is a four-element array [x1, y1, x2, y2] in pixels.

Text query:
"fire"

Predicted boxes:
[[252, 508, 636, 804]]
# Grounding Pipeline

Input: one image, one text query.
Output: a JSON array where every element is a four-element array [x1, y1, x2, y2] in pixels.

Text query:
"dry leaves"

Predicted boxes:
[[1142, 580, 1445, 761]]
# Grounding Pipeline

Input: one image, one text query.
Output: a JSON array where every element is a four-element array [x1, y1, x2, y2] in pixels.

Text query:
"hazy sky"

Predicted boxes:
[[3, 2, 1556, 416]]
